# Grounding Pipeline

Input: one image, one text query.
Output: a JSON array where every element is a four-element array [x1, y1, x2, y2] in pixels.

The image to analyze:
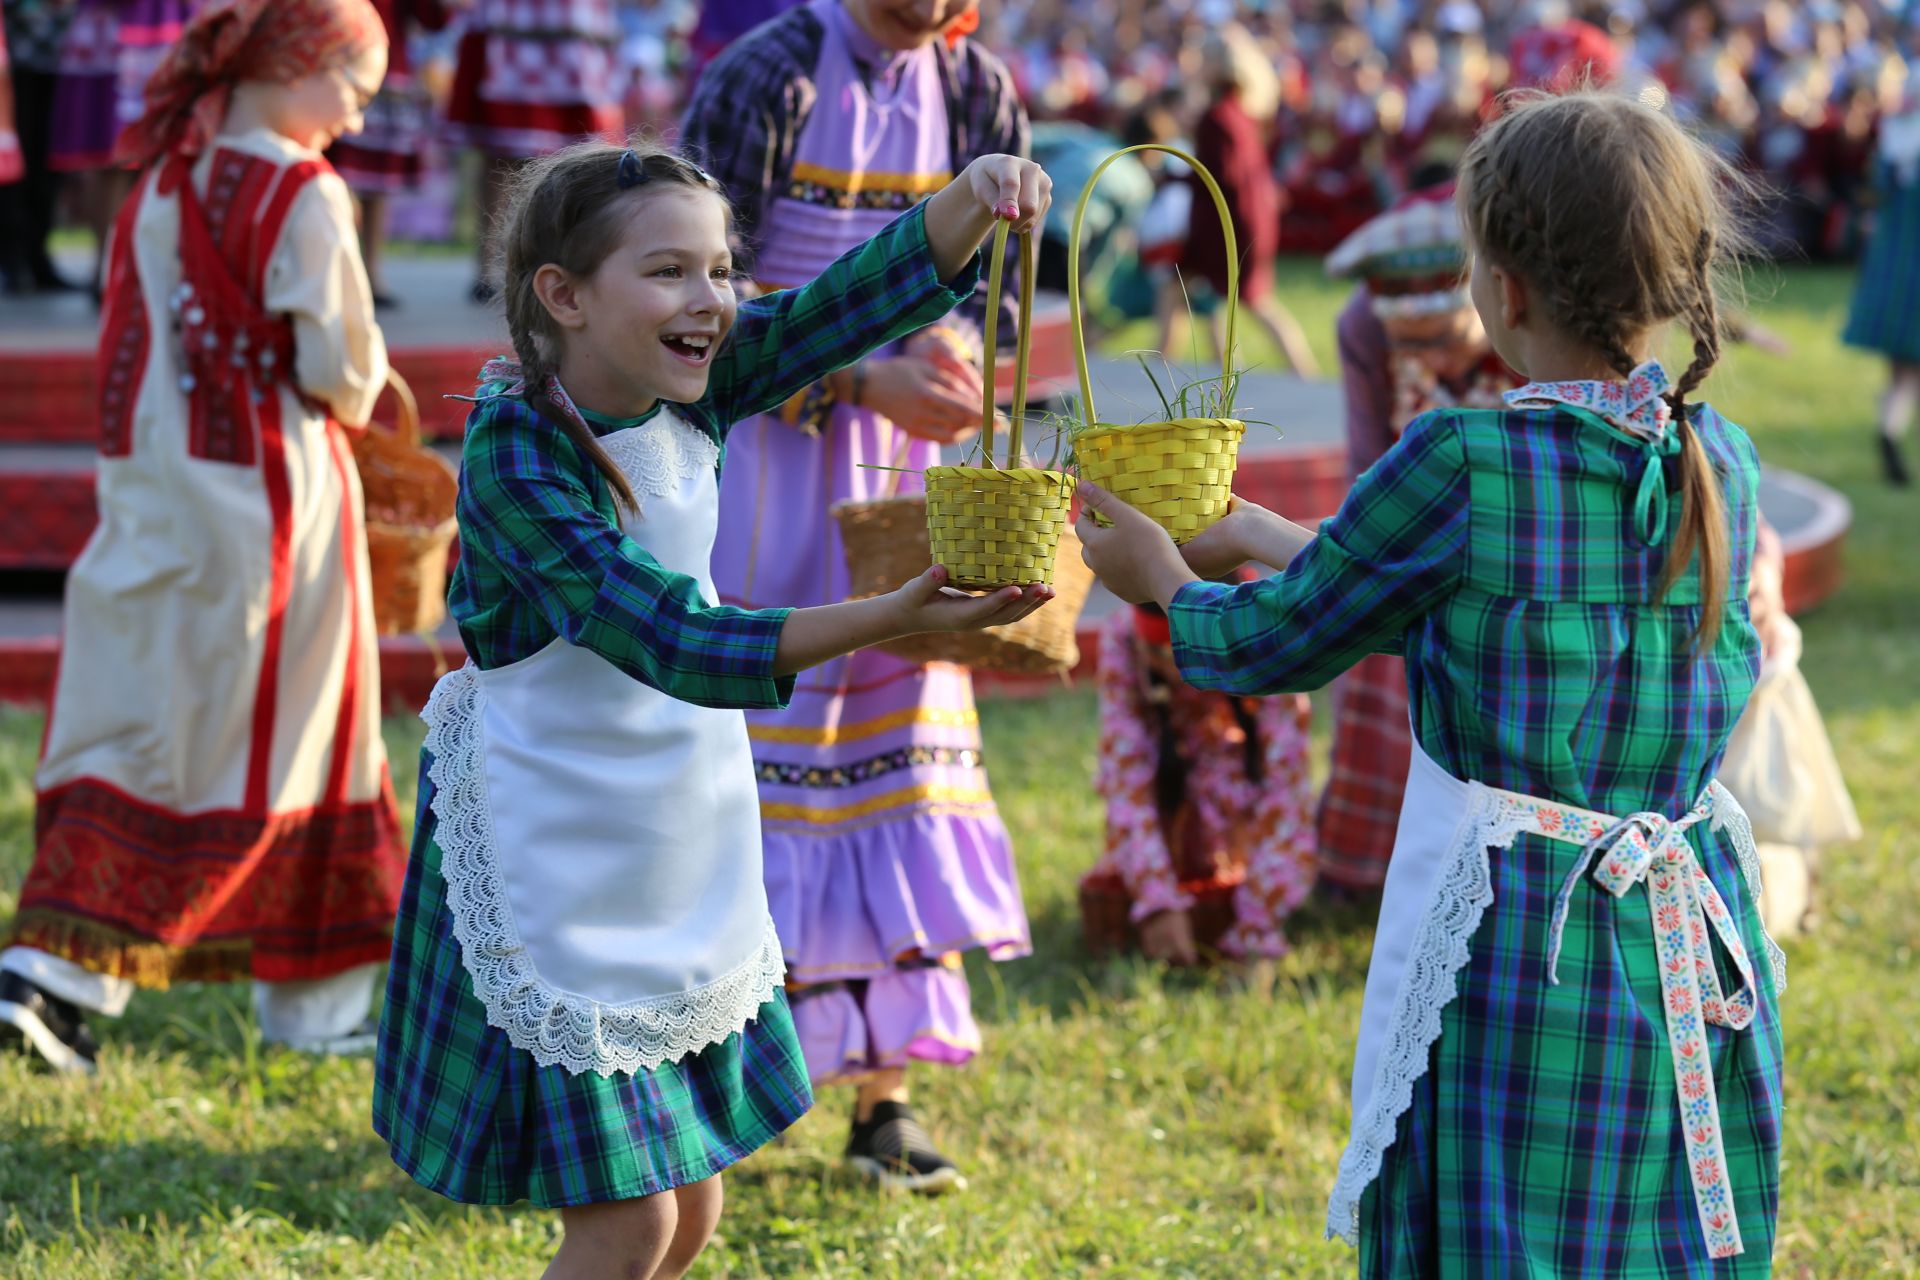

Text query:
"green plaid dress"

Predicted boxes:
[[373, 204, 980, 1206], [1171, 399, 1784, 1276]]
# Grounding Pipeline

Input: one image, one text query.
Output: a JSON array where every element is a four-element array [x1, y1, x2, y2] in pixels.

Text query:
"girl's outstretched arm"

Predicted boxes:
[[771, 568, 1052, 676], [1076, 411, 1473, 697], [699, 155, 1051, 430]]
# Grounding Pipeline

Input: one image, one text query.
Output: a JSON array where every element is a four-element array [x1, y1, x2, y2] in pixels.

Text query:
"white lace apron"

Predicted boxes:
[[1326, 737, 1788, 1258], [421, 408, 785, 1077]]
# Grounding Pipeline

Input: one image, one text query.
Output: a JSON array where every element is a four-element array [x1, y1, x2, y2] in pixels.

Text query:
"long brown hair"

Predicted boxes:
[[495, 140, 730, 515], [1456, 89, 1756, 650]]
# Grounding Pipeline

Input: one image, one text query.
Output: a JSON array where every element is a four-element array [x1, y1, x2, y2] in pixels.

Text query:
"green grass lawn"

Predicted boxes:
[[0, 263, 1915, 1277]]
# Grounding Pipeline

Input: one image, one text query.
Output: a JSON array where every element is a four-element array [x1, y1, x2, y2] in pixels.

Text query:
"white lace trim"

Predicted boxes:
[[420, 663, 786, 1078], [1708, 780, 1790, 996], [598, 411, 720, 508], [1324, 785, 1520, 1245]]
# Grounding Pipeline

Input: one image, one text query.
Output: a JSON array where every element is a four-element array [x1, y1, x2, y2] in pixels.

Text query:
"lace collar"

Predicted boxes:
[[1503, 360, 1673, 443]]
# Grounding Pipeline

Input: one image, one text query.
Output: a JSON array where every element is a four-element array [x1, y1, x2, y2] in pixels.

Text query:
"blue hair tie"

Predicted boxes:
[[1632, 448, 1669, 547]]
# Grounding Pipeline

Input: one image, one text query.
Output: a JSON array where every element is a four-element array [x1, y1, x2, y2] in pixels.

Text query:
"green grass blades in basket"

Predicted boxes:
[[925, 220, 1078, 590], [1067, 143, 1252, 543]]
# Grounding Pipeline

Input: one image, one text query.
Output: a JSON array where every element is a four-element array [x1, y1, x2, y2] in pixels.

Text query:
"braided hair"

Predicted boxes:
[[495, 140, 732, 516], [1455, 88, 1757, 651]]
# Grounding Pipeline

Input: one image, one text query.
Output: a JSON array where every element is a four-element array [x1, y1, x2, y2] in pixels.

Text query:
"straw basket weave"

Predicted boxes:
[[830, 222, 1092, 675], [923, 221, 1079, 587], [1069, 144, 1250, 543], [834, 496, 1092, 673], [352, 368, 458, 636]]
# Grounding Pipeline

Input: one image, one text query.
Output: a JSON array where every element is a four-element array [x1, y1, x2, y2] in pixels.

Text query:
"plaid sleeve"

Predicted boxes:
[[457, 401, 795, 709], [702, 201, 982, 429], [1169, 409, 1470, 695]]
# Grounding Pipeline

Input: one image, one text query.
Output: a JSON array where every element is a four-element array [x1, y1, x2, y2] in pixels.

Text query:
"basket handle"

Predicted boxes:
[[380, 365, 422, 447], [1067, 144, 1239, 429], [977, 218, 1036, 470]]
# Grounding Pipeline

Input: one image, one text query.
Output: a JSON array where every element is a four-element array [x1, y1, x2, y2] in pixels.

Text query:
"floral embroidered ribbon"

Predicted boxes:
[[1500, 785, 1759, 1261], [1504, 360, 1676, 547]]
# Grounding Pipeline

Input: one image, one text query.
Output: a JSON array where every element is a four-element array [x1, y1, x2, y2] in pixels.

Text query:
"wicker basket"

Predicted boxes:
[[1068, 144, 1250, 543], [833, 493, 1093, 674], [923, 221, 1079, 589], [352, 368, 458, 636]]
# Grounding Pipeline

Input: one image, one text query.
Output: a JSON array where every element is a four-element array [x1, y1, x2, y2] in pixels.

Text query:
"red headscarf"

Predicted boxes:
[[116, 0, 386, 170]]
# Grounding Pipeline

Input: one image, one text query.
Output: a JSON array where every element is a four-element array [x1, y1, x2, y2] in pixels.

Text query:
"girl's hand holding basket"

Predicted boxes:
[[884, 566, 1054, 634], [1073, 481, 1192, 606]]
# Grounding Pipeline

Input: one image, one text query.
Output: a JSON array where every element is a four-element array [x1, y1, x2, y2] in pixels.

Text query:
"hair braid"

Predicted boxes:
[[1489, 138, 1642, 379], [502, 262, 641, 517], [1658, 233, 1730, 650]]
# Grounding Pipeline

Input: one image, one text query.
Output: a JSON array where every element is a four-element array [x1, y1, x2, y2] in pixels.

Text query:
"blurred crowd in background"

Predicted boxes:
[[2, 0, 1917, 300]]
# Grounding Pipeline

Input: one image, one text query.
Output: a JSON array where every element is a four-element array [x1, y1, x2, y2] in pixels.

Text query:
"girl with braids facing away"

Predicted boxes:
[[1077, 89, 1785, 1276], [371, 140, 1053, 1280]]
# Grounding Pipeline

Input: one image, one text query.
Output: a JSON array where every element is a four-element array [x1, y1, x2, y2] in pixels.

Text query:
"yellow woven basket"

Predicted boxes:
[[1068, 144, 1248, 543], [924, 221, 1078, 590]]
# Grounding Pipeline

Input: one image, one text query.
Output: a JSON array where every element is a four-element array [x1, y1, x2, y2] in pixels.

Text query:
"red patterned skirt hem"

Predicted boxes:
[[9, 775, 408, 987]]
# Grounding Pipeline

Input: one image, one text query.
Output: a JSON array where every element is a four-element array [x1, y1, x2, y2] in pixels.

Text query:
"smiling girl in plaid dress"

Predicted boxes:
[[369, 139, 1053, 1278], [1079, 89, 1786, 1277]]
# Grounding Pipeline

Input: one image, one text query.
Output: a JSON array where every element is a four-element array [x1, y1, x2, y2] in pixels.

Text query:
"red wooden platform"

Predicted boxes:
[[0, 270, 1854, 711]]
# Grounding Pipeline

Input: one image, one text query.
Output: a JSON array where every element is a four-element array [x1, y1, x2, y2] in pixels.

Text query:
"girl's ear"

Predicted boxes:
[[1496, 263, 1529, 333], [533, 264, 587, 332]]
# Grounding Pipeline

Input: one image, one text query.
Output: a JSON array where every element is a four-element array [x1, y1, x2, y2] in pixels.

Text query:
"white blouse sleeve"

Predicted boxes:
[[264, 170, 388, 428]]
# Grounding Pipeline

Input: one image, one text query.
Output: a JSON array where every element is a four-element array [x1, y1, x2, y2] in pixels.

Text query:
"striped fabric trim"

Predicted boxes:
[[747, 705, 979, 746], [760, 783, 996, 826], [755, 745, 983, 790], [789, 159, 951, 194]]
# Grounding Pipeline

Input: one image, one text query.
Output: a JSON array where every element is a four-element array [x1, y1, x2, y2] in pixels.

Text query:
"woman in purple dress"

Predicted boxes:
[[681, 0, 1026, 1194]]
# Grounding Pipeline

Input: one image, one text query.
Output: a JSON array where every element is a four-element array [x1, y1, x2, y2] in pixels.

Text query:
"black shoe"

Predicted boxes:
[[1881, 433, 1912, 487], [0, 972, 99, 1074], [845, 1101, 966, 1193]]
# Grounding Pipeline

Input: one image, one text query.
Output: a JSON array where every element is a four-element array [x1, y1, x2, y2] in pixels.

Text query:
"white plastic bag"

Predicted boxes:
[[1719, 617, 1863, 849]]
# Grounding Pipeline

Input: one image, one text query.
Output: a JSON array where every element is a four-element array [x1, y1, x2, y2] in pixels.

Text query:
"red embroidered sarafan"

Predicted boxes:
[[14, 774, 406, 984]]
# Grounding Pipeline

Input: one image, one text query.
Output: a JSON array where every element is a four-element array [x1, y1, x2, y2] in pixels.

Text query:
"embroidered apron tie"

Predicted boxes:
[[1504, 787, 1760, 1260]]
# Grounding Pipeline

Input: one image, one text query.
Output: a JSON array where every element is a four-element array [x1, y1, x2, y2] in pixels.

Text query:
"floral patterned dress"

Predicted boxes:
[[1087, 612, 1317, 959]]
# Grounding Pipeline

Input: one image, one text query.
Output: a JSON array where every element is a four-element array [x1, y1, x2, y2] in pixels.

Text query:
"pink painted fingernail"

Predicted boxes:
[[998, 201, 1019, 219]]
